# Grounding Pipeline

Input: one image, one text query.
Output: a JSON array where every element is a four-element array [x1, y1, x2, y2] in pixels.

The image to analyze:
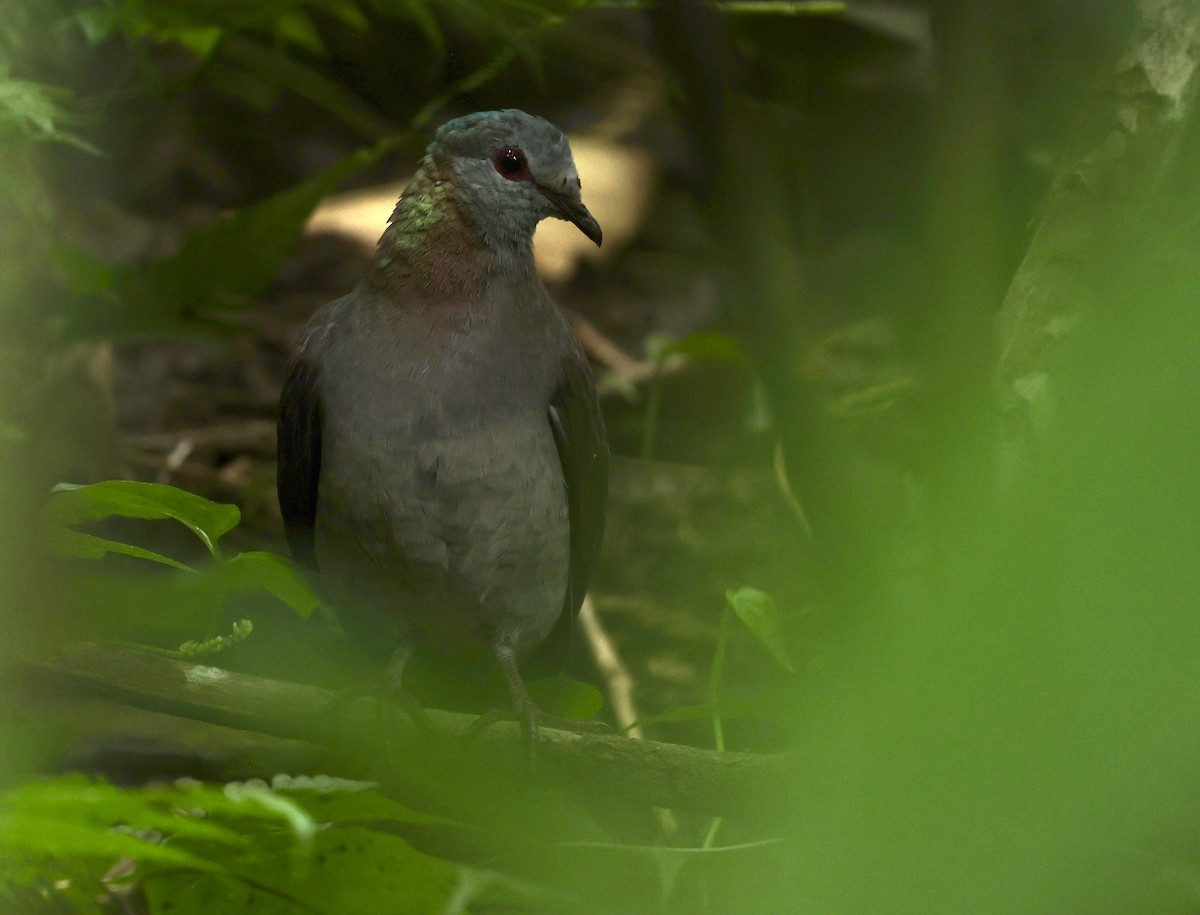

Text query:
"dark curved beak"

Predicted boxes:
[[539, 186, 603, 247]]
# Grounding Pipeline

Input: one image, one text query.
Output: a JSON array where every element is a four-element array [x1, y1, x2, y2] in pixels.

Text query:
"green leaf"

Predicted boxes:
[[51, 239, 117, 294], [61, 140, 394, 337], [169, 25, 224, 58], [643, 330, 676, 363], [720, 0, 847, 14], [0, 775, 503, 913], [0, 76, 100, 153], [48, 527, 194, 571], [2, 774, 563, 914], [403, 0, 446, 56], [663, 330, 747, 364], [141, 139, 387, 316], [274, 9, 325, 55], [0, 816, 217, 872], [325, 0, 370, 30], [48, 480, 240, 559], [528, 675, 605, 721], [624, 698, 761, 731], [293, 825, 457, 911], [143, 824, 461, 914], [270, 775, 454, 828], [0, 776, 245, 879], [72, 6, 120, 45], [220, 551, 323, 619], [724, 587, 795, 673]]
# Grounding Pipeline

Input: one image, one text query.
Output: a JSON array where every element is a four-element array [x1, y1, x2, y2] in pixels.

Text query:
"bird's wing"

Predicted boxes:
[[540, 347, 608, 671], [277, 351, 323, 568]]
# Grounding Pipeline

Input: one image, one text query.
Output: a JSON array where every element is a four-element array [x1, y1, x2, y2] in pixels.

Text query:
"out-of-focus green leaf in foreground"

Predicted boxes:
[[0, 75, 100, 153], [0, 774, 555, 914]]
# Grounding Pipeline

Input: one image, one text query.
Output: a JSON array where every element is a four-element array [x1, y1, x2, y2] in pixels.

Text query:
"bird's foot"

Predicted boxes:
[[467, 702, 610, 745], [483, 644, 611, 749], [376, 644, 437, 748], [387, 681, 434, 730]]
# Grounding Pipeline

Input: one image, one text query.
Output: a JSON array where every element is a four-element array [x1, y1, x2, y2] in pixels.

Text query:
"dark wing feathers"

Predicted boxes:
[[277, 353, 322, 568], [550, 353, 609, 618], [532, 351, 608, 674]]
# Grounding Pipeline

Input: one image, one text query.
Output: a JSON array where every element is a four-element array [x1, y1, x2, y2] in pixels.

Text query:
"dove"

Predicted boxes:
[[277, 110, 608, 740]]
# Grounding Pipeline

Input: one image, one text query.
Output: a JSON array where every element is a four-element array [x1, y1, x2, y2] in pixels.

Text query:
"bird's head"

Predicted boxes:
[[429, 109, 602, 260]]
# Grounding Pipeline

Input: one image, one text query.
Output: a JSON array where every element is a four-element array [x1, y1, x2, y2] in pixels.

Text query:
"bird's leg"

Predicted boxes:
[[377, 644, 434, 764], [495, 644, 541, 744], [471, 644, 610, 745]]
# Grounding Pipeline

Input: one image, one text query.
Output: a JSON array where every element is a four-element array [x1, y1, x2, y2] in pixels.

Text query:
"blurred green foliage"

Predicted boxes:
[[0, 77, 100, 152], [0, 773, 548, 913], [53, 140, 396, 337]]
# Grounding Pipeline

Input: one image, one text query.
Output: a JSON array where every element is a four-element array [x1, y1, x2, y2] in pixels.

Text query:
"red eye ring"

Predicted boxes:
[[493, 146, 530, 181]]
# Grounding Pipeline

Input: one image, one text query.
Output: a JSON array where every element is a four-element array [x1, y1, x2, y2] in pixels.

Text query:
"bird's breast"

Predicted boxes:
[[315, 399, 570, 658], [306, 291, 574, 655]]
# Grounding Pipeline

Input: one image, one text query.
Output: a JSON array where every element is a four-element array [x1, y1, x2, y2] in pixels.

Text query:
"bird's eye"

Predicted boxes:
[[493, 146, 530, 181]]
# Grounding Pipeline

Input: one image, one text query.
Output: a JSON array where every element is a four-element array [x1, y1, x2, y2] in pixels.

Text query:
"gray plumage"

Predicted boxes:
[[277, 110, 608, 729]]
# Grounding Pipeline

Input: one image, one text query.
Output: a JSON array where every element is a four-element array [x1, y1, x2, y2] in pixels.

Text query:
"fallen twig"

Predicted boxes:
[[578, 595, 642, 739]]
